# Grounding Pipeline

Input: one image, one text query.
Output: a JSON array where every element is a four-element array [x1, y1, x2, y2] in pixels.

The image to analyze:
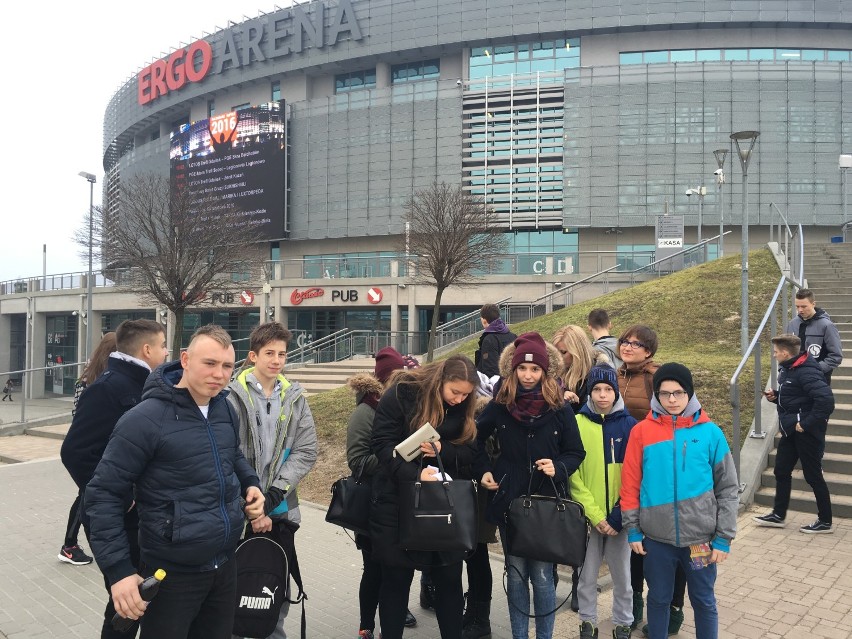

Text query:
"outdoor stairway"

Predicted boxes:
[[286, 359, 377, 396], [753, 242, 852, 519]]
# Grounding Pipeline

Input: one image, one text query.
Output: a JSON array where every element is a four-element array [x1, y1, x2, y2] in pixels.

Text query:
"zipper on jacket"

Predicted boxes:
[[416, 513, 453, 524], [672, 415, 680, 546], [603, 426, 612, 518], [682, 441, 687, 472], [204, 413, 231, 547]]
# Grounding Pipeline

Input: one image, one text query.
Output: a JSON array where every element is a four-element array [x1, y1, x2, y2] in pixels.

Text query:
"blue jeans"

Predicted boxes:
[[503, 552, 556, 639], [643, 538, 718, 639]]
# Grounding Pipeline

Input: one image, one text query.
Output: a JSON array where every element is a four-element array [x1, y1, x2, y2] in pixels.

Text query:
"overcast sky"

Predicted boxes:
[[1, 2, 279, 283]]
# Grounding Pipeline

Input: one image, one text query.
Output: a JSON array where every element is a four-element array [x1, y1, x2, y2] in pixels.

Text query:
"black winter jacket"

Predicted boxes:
[[85, 361, 260, 585], [474, 393, 585, 526], [771, 352, 835, 436], [370, 381, 477, 568], [61, 357, 150, 492]]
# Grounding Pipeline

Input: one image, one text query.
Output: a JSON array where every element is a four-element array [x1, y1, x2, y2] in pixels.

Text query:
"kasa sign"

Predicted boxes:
[[138, 0, 363, 105]]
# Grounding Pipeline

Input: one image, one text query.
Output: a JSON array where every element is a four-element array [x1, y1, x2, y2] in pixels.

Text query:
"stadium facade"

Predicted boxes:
[[2, 0, 852, 394]]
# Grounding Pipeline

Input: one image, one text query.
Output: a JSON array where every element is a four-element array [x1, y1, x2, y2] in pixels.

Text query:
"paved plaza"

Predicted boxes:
[[0, 457, 849, 638]]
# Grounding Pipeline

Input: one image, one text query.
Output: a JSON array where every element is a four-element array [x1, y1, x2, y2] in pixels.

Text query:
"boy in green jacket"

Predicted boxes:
[[569, 365, 637, 639]]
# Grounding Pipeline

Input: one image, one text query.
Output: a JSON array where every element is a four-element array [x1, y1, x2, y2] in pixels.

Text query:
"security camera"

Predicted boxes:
[[713, 168, 723, 176], [685, 189, 693, 196], [159, 309, 167, 318], [456, 79, 462, 87], [72, 310, 78, 316]]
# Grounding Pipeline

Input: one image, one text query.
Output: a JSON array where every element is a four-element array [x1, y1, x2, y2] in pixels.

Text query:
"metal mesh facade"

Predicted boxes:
[[102, 0, 852, 243]]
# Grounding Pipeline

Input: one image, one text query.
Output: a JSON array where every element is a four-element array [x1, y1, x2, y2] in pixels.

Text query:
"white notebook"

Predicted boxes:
[[393, 423, 441, 461]]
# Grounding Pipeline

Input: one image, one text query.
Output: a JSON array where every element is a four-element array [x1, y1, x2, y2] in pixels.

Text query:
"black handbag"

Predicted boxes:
[[398, 445, 478, 553], [505, 471, 589, 567], [325, 458, 372, 536]]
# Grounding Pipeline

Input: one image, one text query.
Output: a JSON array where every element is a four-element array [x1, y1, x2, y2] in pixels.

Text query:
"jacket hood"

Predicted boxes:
[[228, 367, 303, 406], [483, 318, 511, 334], [347, 372, 383, 398], [498, 339, 563, 379], [781, 352, 821, 371], [580, 394, 627, 419], [649, 393, 705, 423], [619, 358, 659, 375]]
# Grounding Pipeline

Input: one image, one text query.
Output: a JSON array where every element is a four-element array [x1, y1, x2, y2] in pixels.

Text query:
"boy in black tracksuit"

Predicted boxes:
[[754, 334, 835, 534]]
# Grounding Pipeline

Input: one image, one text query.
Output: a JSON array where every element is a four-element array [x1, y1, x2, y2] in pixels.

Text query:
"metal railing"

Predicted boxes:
[[0, 362, 82, 424], [729, 223, 805, 482], [432, 298, 512, 352], [505, 264, 624, 323]]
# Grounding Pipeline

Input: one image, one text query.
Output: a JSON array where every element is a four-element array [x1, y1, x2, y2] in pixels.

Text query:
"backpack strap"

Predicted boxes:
[[275, 521, 307, 639]]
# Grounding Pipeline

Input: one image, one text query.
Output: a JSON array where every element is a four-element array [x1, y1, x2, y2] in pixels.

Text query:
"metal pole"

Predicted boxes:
[[86, 180, 94, 359], [698, 191, 704, 262], [741, 167, 749, 354]]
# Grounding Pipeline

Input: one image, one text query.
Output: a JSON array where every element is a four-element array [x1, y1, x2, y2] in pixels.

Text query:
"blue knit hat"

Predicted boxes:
[[587, 364, 619, 399]]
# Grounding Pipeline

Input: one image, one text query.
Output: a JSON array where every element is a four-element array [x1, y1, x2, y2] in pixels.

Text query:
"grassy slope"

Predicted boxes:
[[299, 249, 780, 505]]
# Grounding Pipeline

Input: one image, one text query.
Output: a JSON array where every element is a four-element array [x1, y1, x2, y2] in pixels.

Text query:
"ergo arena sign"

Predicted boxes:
[[138, 0, 363, 105]]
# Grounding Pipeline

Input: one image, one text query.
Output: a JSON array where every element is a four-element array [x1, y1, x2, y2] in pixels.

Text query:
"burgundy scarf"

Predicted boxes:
[[508, 385, 549, 423]]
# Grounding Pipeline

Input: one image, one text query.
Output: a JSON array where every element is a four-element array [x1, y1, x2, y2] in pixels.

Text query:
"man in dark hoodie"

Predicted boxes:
[[786, 288, 843, 383], [475, 303, 516, 378], [61, 319, 168, 639], [85, 324, 265, 639], [754, 334, 835, 534]]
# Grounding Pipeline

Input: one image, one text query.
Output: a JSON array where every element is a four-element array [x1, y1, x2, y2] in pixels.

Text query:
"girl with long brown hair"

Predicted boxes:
[[370, 354, 480, 639]]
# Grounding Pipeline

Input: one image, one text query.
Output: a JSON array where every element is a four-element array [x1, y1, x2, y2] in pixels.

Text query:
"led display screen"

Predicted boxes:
[[169, 102, 287, 239]]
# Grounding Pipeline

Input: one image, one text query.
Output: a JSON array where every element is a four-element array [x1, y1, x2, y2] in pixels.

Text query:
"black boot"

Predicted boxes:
[[462, 592, 474, 628], [419, 583, 435, 611], [461, 601, 491, 639], [570, 568, 580, 612]]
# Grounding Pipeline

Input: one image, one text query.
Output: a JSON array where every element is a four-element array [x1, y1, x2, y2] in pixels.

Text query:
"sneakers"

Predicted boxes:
[[800, 519, 833, 534], [58, 545, 93, 565], [753, 511, 785, 527], [613, 625, 631, 639], [358, 630, 381, 639], [579, 621, 599, 639]]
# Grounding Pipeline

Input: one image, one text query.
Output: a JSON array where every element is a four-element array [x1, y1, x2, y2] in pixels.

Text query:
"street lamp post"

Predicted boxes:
[[78, 171, 96, 359], [730, 131, 759, 354], [713, 149, 728, 258], [685, 186, 707, 262]]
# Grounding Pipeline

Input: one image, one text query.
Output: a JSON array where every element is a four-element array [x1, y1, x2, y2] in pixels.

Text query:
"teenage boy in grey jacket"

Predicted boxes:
[[228, 322, 317, 639]]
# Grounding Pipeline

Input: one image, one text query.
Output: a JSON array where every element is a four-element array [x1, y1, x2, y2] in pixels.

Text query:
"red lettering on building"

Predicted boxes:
[[138, 39, 213, 105], [290, 287, 325, 305]]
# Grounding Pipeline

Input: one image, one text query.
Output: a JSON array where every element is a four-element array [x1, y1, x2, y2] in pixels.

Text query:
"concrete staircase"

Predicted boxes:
[[286, 358, 377, 396], [754, 242, 852, 519]]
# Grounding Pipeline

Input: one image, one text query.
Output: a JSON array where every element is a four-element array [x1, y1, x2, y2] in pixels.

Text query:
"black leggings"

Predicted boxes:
[[358, 540, 383, 632], [380, 561, 463, 639], [63, 491, 83, 548], [631, 551, 686, 609], [464, 543, 493, 603]]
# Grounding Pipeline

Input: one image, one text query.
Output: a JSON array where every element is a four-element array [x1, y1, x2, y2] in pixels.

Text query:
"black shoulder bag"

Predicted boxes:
[[325, 457, 372, 536], [505, 469, 589, 567], [398, 444, 478, 553]]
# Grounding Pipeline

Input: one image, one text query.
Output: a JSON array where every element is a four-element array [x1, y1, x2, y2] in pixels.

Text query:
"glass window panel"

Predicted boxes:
[[828, 50, 850, 61], [620, 52, 642, 65], [670, 50, 696, 62], [749, 48, 774, 61], [644, 51, 668, 63], [801, 49, 825, 61], [532, 41, 554, 58], [777, 49, 802, 60], [494, 45, 515, 62], [696, 49, 721, 61], [724, 49, 748, 61], [491, 62, 517, 77]]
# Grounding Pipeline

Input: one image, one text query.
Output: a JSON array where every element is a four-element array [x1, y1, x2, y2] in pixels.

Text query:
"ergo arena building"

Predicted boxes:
[[3, 0, 852, 395]]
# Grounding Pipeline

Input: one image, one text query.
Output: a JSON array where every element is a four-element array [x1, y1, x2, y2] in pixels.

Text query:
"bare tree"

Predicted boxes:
[[400, 181, 508, 362], [76, 173, 264, 355]]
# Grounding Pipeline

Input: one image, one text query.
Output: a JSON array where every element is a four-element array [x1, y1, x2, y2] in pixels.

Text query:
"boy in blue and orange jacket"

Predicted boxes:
[[620, 363, 738, 639]]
